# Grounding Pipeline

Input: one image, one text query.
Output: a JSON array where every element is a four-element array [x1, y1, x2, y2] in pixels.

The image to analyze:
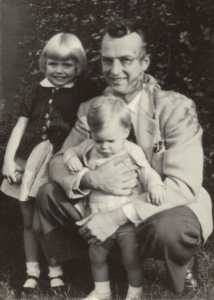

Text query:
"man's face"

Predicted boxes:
[[101, 33, 150, 103]]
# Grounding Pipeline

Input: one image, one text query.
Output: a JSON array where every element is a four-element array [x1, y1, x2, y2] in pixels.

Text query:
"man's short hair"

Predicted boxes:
[[102, 19, 147, 57], [87, 95, 131, 133]]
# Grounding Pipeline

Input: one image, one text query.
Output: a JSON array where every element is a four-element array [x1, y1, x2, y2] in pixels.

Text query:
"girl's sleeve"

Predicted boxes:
[[17, 85, 35, 117]]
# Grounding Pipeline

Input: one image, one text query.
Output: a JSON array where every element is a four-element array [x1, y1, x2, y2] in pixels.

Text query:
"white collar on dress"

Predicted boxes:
[[40, 78, 74, 88]]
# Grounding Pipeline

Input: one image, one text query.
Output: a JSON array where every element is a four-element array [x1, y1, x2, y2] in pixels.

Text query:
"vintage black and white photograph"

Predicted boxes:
[[0, 1, 214, 299]]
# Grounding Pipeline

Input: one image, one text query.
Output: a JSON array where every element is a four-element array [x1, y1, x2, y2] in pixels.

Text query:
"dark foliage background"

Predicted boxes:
[[1, 0, 214, 196]]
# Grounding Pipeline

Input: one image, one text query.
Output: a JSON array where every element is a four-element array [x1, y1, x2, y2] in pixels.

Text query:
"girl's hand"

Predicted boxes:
[[2, 160, 17, 184], [65, 156, 83, 172], [147, 185, 165, 206]]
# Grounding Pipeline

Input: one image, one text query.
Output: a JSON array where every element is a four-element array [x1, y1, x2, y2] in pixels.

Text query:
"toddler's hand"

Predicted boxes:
[[65, 156, 83, 172], [147, 185, 165, 206], [2, 160, 16, 184]]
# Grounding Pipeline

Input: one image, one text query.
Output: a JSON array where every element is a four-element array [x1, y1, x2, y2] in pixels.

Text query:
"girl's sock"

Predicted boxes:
[[48, 265, 64, 287], [126, 284, 143, 299], [93, 281, 111, 298], [23, 262, 40, 288]]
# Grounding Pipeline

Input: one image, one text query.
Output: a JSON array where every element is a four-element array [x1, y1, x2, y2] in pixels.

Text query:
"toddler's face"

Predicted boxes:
[[46, 58, 77, 87], [91, 120, 129, 158]]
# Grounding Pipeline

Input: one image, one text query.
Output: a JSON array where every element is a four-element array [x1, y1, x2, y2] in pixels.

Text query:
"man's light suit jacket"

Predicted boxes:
[[49, 89, 213, 242]]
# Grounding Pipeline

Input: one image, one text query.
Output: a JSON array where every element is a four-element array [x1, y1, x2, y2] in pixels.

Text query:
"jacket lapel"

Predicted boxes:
[[137, 90, 158, 162]]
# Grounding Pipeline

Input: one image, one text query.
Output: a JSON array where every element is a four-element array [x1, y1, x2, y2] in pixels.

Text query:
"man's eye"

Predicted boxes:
[[120, 58, 132, 65], [48, 62, 57, 66], [102, 58, 112, 65]]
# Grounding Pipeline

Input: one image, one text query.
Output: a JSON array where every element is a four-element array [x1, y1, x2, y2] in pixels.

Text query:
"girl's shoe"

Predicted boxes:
[[82, 290, 112, 300], [50, 275, 66, 293], [22, 275, 39, 294]]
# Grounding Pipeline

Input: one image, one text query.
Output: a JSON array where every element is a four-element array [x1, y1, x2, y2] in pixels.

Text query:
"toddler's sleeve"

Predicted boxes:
[[17, 85, 35, 117]]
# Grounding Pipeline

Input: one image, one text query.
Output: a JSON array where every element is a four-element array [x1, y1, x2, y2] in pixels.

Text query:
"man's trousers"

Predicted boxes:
[[35, 182, 202, 294]]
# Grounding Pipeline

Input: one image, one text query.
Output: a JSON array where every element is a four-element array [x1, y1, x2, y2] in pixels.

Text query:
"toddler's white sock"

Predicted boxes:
[[48, 265, 64, 287], [94, 281, 111, 298], [23, 262, 40, 288]]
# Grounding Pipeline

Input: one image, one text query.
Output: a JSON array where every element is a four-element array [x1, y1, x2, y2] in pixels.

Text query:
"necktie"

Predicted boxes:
[[127, 123, 137, 144]]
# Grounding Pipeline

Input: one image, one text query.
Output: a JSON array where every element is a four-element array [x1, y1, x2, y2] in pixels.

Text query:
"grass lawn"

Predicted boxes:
[[0, 193, 214, 300]]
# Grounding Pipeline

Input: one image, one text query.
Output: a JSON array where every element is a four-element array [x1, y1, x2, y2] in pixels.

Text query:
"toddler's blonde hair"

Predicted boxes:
[[87, 96, 131, 132], [39, 33, 87, 76]]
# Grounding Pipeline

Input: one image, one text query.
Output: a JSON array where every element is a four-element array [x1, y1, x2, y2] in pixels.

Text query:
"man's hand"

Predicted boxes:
[[147, 185, 165, 206], [65, 156, 83, 172], [81, 155, 138, 196], [77, 207, 128, 244]]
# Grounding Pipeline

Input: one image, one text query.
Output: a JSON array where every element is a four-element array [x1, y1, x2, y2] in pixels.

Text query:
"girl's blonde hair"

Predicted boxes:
[[87, 96, 131, 132], [39, 33, 87, 76]]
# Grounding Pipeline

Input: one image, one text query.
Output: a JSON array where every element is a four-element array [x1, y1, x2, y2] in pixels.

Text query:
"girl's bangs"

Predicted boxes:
[[46, 45, 74, 61]]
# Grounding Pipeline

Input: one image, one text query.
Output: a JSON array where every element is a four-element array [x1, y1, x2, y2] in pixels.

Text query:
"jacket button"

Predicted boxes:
[[42, 134, 47, 140], [49, 99, 52, 104], [42, 126, 46, 132], [45, 113, 49, 118]]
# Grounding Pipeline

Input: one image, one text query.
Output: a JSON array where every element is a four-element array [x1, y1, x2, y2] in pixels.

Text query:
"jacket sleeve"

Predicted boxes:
[[127, 95, 204, 222], [49, 101, 92, 199]]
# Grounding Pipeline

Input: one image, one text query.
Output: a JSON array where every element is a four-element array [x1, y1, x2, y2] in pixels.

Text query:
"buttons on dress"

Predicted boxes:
[[45, 113, 49, 119], [42, 126, 46, 132], [49, 99, 52, 104], [42, 134, 47, 140]]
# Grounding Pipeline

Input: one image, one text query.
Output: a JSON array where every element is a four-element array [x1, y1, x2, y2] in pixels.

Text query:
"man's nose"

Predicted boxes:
[[110, 59, 122, 75]]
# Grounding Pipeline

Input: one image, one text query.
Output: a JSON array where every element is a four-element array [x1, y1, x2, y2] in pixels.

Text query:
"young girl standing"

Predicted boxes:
[[1, 33, 100, 292]]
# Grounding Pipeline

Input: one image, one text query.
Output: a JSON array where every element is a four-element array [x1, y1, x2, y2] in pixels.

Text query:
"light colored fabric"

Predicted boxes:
[[127, 91, 141, 133], [64, 139, 163, 214], [49, 88, 213, 242], [1, 140, 53, 201], [40, 78, 74, 88]]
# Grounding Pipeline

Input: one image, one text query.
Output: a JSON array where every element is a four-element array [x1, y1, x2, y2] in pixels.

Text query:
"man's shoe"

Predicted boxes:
[[82, 289, 112, 300], [185, 255, 198, 288]]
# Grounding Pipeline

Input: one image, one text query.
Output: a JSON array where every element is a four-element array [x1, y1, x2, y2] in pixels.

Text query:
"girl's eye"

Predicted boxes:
[[63, 63, 74, 68]]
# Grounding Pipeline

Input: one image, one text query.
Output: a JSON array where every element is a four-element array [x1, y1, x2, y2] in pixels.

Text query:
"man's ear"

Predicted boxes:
[[142, 54, 150, 71], [124, 128, 130, 139]]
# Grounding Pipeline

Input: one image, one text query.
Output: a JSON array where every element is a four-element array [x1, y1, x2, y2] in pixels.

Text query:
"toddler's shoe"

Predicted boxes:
[[82, 289, 112, 300], [125, 290, 143, 300]]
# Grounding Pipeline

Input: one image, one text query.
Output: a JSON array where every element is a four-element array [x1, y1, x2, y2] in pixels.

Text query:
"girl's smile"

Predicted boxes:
[[46, 58, 77, 87]]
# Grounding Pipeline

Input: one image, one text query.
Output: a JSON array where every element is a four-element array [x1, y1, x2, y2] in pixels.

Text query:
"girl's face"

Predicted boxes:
[[91, 119, 130, 158], [46, 58, 77, 86]]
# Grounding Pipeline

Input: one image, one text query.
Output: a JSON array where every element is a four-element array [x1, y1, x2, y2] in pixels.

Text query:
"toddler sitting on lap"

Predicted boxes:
[[64, 96, 165, 300]]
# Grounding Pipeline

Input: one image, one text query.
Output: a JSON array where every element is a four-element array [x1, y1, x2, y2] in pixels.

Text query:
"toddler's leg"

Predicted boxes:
[[117, 229, 143, 300], [20, 198, 40, 289], [83, 244, 112, 300]]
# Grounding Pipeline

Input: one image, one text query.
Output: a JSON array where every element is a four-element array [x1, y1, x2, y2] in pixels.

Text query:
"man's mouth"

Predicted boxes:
[[110, 77, 126, 83]]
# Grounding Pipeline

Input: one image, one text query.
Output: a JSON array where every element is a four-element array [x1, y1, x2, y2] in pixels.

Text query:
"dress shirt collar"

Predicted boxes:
[[40, 78, 74, 88], [127, 89, 152, 117]]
